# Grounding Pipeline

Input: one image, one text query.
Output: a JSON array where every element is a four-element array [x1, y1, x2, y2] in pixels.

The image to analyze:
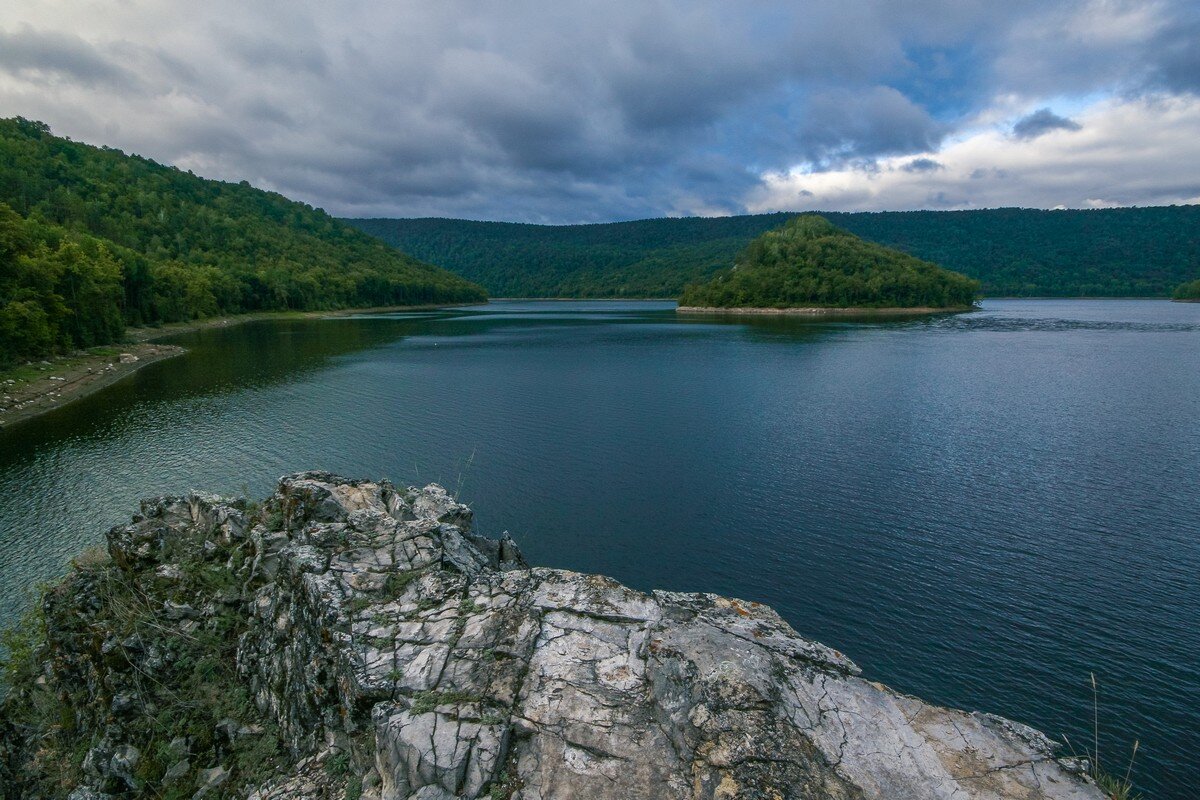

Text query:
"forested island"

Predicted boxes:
[[0, 118, 485, 367], [1174, 279, 1200, 301], [348, 205, 1200, 299], [677, 215, 978, 312]]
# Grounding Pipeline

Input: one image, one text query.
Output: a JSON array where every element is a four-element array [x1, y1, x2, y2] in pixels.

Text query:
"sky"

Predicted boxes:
[[1, 1, 1198, 223]]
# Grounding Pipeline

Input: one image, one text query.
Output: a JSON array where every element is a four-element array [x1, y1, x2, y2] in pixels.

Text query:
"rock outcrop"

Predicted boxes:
[[1, 473, 1104, 799]]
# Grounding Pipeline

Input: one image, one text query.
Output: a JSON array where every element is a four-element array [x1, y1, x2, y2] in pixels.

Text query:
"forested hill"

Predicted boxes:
[[1175, 279, 1200, 300], [347, 205, 1200, 298], [0, 118, 484, 366], [678, 215, 979, 310]]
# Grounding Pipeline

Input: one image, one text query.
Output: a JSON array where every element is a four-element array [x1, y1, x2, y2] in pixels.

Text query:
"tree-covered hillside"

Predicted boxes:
[[1174, 279, 1200, 300], [0, 118, 485, 366], [0, 206, 126, 365], [347, 205, 1200, 298], [348, 214, 794, 298], [678, 215, 978, 310]]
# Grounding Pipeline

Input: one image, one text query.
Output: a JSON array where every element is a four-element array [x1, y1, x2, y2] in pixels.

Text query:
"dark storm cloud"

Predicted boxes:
[[1012, 109, 1082, 140], [994, 1, 1200, 99], [796, 87, 947, 167], [218, 29, 330, 76], [1146, 14, 1200, 94], [0, 27, 135, 88], [904, 158, 945, 173], [1, 1, 1198, 220], [925, 190, 967, 206]]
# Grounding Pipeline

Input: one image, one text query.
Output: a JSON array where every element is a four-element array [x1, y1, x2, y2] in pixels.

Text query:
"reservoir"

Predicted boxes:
[[1, 298, 1197, 796]]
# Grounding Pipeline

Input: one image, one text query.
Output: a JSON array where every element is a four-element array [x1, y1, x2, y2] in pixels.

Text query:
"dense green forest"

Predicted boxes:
[[1174, 279, 1200, 300], [347, 205, 1200, 299], [677, 215, 978, 309], [0, 205, 125, 364], [0, 118, 484, 366]]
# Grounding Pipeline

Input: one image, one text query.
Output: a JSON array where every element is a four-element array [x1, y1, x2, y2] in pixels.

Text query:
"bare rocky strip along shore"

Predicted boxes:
[[0, 473, 1104, 799], [0, 344, 185, 428], [0, 304, 481, 430], [675, 305, 971, 317]]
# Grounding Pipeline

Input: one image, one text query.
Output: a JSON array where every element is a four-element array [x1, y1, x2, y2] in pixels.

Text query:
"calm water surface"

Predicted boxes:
[[1, 299, 1198, 797]]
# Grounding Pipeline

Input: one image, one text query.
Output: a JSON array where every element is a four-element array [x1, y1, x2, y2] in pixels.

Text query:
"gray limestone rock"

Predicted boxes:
[[108, 745, 140, 790], [66, 789, 113, 800], [162, 758, 191, 784], [236, 473, 1102, 800], [193, 765, 229, 798]]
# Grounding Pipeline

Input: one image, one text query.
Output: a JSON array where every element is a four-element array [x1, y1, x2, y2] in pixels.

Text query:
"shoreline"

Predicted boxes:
[[0, 343, 186, 429], [121, 301, 485, 344], [675, 305, 973, 316], [0, 302, 482, 430], [490, 296, 677, 301]]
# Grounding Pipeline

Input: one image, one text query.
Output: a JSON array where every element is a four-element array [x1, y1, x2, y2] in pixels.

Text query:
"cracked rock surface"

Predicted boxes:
[[2, 472, 1103, 799]]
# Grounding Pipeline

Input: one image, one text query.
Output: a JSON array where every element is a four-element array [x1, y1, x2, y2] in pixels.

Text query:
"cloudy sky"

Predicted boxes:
[[1, 1, 1198, 223]]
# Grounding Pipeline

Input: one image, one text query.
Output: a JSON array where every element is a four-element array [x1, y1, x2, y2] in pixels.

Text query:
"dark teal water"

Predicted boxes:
[[1, 299, 1197, 796]]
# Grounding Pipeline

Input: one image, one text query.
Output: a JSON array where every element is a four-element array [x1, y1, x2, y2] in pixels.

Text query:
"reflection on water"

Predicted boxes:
[[1, 298, 1198, 798]]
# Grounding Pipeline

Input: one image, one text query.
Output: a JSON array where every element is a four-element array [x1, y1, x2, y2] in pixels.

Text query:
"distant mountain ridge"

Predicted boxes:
[[346, 205, 1200, 298], [0, 118, 485, 366]]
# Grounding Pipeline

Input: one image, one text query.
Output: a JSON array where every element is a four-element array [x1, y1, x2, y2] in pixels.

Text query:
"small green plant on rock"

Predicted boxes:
[[458, 597, 485, 614], [70, 546, 111, 573], [479, 710, 507, 726], [409, 689, 481, 715], [383, 569, 419, 599], [263, 506, 286, 531], [1062, 673, 1142, 800], [488, 767, 523, 800], [324, 750, 351, 778], [348, 596, 375, 615]]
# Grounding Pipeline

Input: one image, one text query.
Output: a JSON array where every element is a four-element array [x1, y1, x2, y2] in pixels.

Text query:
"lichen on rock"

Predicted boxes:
[[1, 472, 1103, 799]]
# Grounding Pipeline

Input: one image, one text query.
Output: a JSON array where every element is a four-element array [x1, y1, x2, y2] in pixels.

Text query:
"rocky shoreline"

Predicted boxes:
[[0, 343, 186, 428], [0, 473, 1104, 799], [676, 305, 973, 316], [0, 304, 482, 430]]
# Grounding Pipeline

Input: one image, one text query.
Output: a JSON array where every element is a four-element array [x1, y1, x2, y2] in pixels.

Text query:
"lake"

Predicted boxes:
[[1, 298, 1197, 796]]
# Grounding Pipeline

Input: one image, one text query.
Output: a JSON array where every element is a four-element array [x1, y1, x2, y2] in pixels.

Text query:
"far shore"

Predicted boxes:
[[675, 305, 975, 317], [0, 302, 483, 430], [490, 296, 677, 301]]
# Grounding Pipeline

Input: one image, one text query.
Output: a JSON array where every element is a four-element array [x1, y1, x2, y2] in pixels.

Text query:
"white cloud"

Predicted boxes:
[[746, 95, 1200, 212]]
